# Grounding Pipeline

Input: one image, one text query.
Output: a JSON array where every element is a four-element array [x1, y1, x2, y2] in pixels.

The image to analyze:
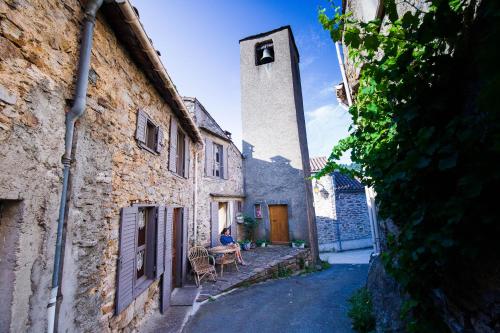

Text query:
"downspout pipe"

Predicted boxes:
[[335, 42, 353, 107], [193, 142, 204, 245], [48, 1, 110, 332]]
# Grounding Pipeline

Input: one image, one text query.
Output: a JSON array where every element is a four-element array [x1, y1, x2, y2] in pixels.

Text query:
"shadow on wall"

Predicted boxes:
[[242, 141, 311, 242]]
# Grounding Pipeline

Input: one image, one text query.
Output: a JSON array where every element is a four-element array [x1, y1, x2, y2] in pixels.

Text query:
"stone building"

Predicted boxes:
[[0, 0, 204, 332], [310, 157, 372, 252], [183, 97, 245, 247], [239, 26, 318, 257]]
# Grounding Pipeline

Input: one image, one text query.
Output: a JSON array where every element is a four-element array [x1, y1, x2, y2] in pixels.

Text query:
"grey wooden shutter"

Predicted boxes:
[[136, 110, 147, 144], [223, 146, 229, 179], [182, 207, 189, 285], [156, 127, 164, 154], [116, 206, 138, 314], [156, 206, 166, 279], [205, 138, 213, 176], [231, 201, 238, 239], [210, 202, 219, 247], [184, 136, 190, 178], [168, 117, 178, 172], [161, 207, 174, 313]]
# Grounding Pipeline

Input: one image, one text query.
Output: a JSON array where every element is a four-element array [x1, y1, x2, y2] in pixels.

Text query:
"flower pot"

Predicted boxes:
[[292, 242, 305, 249], [242, 242, 251, 251], [259, 242, 266, 248]]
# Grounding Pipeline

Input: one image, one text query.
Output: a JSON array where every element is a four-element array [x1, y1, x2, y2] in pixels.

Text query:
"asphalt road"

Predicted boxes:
[[183, 264, 369, 333]]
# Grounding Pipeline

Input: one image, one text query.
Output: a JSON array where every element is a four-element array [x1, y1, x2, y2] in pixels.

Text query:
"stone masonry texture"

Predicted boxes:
[[0, 1, 196, 332], [312, 172, 371, 250]]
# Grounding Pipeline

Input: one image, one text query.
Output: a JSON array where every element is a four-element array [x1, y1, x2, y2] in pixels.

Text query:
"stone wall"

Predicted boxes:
[[312, 171, 371, 251], [0, 1, 196, 332], [336, 191, 371, 241]]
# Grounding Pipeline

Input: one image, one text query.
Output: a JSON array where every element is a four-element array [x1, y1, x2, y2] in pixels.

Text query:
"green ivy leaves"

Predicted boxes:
[[318, 0, 500, 331]]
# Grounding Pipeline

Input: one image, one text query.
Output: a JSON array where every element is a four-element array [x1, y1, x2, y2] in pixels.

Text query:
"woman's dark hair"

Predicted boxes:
[[220, 227, 230, 235]]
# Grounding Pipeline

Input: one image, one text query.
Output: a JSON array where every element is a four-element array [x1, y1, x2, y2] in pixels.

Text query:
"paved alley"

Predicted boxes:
[[183, 264, 369, 333]]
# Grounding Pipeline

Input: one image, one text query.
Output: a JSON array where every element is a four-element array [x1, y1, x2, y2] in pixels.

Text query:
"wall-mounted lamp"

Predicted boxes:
[[313, 180, 329, 196]]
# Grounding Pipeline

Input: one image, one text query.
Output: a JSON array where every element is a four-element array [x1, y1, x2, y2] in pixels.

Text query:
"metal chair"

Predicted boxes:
[[188, 246, 217, 287]]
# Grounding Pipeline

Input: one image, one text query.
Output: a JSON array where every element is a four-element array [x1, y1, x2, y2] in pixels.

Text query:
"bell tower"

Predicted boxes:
[[239, 26, 318, 258]]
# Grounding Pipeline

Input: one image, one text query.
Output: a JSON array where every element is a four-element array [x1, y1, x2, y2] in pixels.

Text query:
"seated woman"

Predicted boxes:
[[220, 228, 246, 265]]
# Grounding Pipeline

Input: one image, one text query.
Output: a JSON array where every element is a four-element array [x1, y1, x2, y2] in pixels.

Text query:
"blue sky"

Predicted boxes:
[[134, 0, 350, 163]]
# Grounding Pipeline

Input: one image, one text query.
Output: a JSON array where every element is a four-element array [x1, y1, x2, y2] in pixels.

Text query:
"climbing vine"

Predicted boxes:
[[318, 0, 500, 331]]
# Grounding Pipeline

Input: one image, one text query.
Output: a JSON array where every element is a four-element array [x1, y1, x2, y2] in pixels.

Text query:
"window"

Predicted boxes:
[[254, 203, 262, 219], [213, 143, 223, 178], [169, 117, 190, 178], [176, 130, 186, 176], [116, 205, 167, 314], [136, 208, 150, 285], [255, 40, 274, 66], [145, 120, 156, 150], [136, 110, 164, 154], [204, 139, 228, 179]]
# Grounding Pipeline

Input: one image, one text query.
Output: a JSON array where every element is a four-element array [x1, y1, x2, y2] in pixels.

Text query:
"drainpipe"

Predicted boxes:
[[48, 1, 110, 332], [193, 140, 205, 245], [335, 42, 353, 107]]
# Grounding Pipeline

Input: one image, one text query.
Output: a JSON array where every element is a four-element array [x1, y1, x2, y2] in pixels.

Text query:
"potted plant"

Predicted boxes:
[[256, 239, 267, 248], [292, 239, 305, 249], [238, 239, 251, 251], [243, 215, 259, 244]]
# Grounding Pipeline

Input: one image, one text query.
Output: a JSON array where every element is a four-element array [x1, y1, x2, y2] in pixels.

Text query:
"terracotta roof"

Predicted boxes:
[[333, 172, 365, 193], [310, 156, 328, 172]]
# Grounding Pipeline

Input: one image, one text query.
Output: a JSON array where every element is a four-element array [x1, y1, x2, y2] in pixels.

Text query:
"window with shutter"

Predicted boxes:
[[116, 206, 138, 314], [155, 206, 166, 279], [156, 127, 164, 154], [223, 146, 229, 180], [136, 110, 163, 154], [169, 117, 178, 172], [136, 110, 147, 144], [181, 207, 189, 285], [161, 207, 174, 313], [116, 204, 164, 315], [176, 130, 186, 176], [204, 138, 213, 176], [184, 136, 190, 178]]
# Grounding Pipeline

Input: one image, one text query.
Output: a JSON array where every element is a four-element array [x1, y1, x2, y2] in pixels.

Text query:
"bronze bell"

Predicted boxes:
[[261, 47, 273, 62]]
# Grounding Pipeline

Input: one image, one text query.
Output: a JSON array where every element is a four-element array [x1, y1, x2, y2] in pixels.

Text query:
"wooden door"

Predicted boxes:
[[269, 205, 289, 244], [171, 208, 183, 289]]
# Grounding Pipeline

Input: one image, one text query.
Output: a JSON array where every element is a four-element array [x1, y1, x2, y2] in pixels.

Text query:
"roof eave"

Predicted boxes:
[[101, 1, 203, 145]]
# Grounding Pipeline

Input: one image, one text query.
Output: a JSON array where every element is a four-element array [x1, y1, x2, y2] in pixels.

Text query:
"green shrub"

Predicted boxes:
[[321, 260, 331, 270], [348, 287, 375, 333]]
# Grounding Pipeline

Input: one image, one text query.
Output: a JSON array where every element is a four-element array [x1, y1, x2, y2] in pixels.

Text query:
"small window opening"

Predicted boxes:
[[256, 41, 274, 65], [213, 143, 223, 178], [145, 120, 156, 150]]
